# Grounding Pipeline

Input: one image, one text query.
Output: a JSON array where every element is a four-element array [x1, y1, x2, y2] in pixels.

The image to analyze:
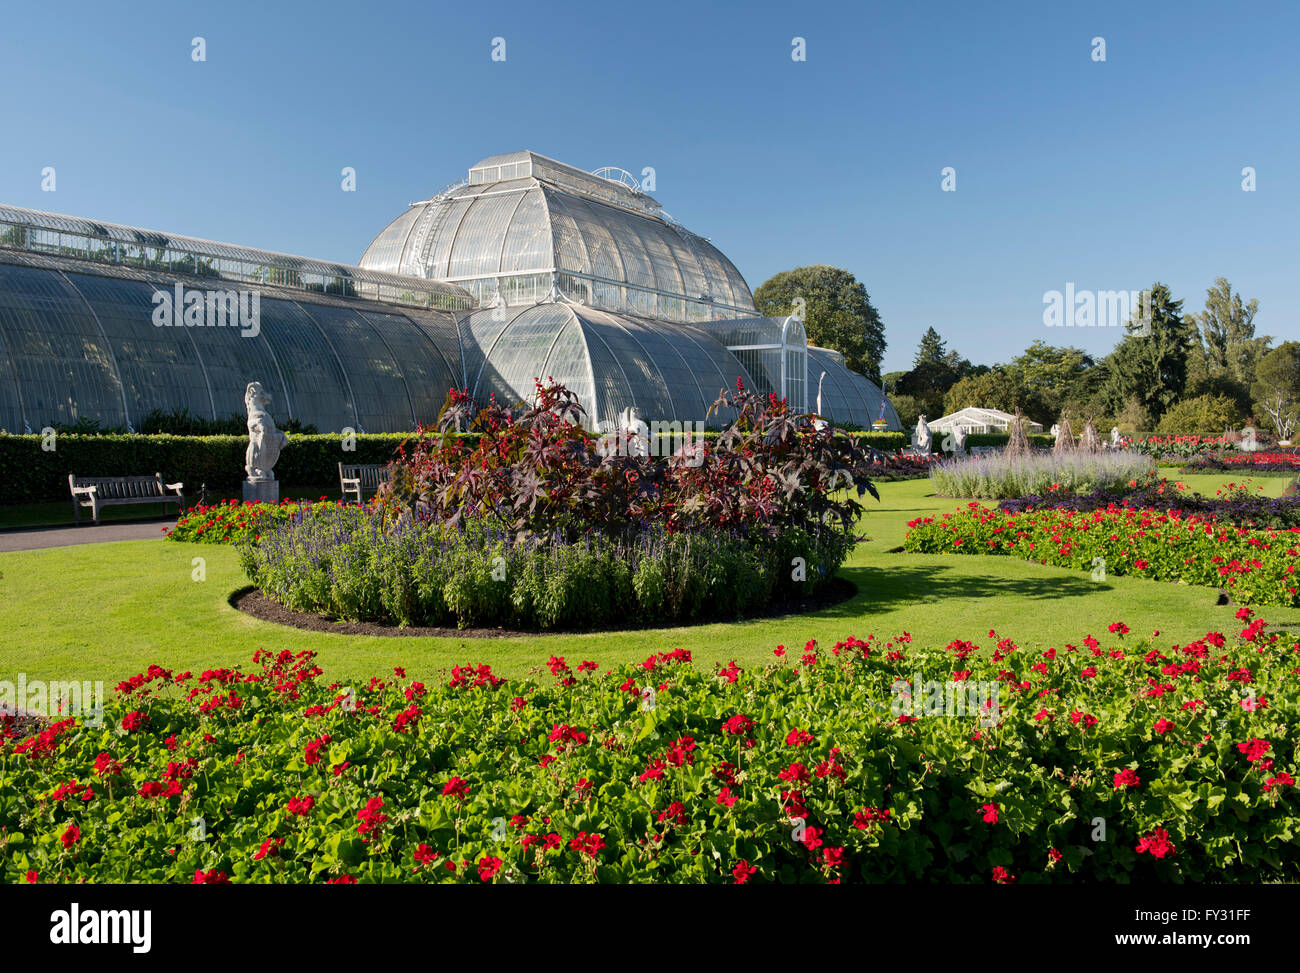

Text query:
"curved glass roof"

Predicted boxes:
[[0, 203, 472, 313], [0, 251, 462, 434], [0, 159, 902, 439], [807, 346, 902, 431], [458, 302, 752, 430], [359, 151, 756, 323]]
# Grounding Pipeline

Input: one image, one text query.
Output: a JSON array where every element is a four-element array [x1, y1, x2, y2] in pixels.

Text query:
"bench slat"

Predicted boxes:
[[69, 473, 183, 524]]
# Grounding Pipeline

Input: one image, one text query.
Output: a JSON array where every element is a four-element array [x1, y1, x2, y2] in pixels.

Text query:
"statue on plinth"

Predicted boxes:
[[243, 382, 288, 503], [913, 415, 933, 454]]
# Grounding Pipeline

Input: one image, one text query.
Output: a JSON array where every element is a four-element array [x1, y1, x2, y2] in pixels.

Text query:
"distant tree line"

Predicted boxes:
[[876, 278, 1296, 439]]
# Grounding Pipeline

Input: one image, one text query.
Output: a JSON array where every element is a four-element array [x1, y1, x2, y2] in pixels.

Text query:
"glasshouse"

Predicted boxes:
[[0, 151, 899, 433]]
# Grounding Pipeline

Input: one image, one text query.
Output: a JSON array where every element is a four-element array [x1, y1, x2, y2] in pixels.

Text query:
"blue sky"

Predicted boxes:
[[0, 0, 1295, 373]]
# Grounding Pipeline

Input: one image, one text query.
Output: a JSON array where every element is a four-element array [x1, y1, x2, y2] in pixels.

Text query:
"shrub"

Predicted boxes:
[[929, 452, 1157, 499], [383, 380, 881, 544], [4, 618, 1297, 884], [237, 505, 852, 630], [1156, 396, 1242, 436], [905, 504, 1300, 608]]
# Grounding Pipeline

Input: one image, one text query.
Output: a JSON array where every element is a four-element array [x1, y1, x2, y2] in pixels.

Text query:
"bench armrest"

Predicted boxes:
[[70, 483, 98, 498], [165, 482, 184, 494]]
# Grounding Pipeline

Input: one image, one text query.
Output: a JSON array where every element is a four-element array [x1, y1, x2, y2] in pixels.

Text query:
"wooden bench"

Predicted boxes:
[[69, 473, 184, 524], [338, 462, 392, 504], [970, 446, 999, 457]]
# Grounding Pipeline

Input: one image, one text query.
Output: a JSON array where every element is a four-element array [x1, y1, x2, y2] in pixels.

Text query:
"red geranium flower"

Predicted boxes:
[[1136, 829, 1176, 859], [1113, 769, 1141, 789]]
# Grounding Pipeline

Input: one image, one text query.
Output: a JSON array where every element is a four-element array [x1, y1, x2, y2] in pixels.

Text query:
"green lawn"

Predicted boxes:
[[3, 468, 1296, 707]]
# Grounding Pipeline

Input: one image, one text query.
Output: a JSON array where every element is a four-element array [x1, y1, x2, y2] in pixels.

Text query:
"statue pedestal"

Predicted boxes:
[[242, 478, 279, 505]]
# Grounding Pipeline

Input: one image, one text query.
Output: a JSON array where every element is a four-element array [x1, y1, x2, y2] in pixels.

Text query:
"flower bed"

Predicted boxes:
[[1185, 451, 1300, 475], [869, 451, 945, 481], [905, 505, 1300, 607], [166, 498, 346, 546], [1127, 435, 1236, 459], [237, 505, 851, 630], [4, 617, 1297, 884], [998, 479, 1300, 530], [929, 452, 1156, 500]]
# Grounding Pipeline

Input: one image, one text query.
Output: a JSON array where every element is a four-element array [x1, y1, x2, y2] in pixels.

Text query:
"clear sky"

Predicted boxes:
[[1, 0, 1295, 374]]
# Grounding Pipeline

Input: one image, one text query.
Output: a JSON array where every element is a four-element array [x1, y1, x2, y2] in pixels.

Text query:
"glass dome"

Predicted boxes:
[[0, 157, 901, 438], [359, 151, 756, 325]]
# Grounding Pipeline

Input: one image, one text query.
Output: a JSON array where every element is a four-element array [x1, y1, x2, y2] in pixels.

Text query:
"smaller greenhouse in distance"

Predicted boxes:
[[927, 407, 1044, 435]]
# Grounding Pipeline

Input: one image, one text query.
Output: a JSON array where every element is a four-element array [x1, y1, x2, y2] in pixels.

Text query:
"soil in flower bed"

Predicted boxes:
[[230, 576, 859, 638]]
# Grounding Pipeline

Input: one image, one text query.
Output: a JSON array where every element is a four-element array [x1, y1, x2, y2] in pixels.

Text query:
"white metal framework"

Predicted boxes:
[[359, 151, 755, 324], [0, 151, 902, 436]]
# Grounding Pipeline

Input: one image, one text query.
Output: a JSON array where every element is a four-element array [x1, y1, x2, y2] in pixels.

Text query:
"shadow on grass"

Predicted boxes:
[[820, 559, 1111, 621]]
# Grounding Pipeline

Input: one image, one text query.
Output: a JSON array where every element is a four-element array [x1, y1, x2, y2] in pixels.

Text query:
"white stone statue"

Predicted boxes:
[[913, 415, 933, 454], [951, 424, 967, 455], [244, 382, 287, 481], [1110, 426, 1121, 447]]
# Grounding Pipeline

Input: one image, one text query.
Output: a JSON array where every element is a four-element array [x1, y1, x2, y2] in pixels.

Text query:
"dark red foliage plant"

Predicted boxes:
[[379, 379, 883, 545]]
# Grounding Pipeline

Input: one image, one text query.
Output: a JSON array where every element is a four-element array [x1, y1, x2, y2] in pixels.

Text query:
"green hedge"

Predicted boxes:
[[0, 427, 920, 505], [0, 433, 414, 504], [962, 433, 1055, 449], [848, 431, 908, 451]]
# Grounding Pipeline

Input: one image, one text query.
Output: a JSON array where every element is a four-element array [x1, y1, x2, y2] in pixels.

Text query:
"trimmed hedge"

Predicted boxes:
[[2, 428, 919, 505], [848, 432, 908, 451], [0, 434, 411, 504], [964, 433, 1055, 449]]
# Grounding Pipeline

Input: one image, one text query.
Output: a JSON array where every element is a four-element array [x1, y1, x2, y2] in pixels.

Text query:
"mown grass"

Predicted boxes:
[[1, 470, 1296, 705]]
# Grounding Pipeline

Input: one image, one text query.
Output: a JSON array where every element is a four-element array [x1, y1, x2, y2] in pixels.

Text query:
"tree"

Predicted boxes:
[[1191, 277, 1266, 385], [1011, 342, 1095, 419], [1252, 342, 1300, 441], [880, 370, 909, 393], [752, 266, 886, 381], [1099, 282, 1194, 422], [943, 367, 1038, 418], [888, 393, 922, 430], [897, 327, 970, 417], [914, 327, 946, 368]]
